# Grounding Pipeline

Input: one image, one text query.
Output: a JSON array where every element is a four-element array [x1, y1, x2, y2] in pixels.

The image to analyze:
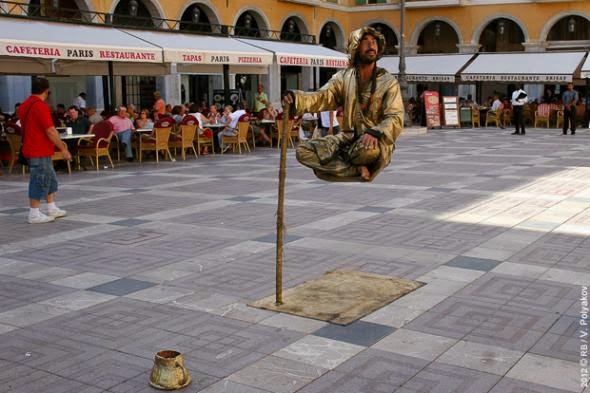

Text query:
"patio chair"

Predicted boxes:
[[137, 117, 174, 163], [77, 120, 115, 171], [471, 108, 480, 128], [169, 115, 198, 160], [274, 114, 296, 149], [534, 103, 550, 128], [52, 142, 71, 174], [485, 108, 502, 128], [501, 108, 512, 127], [221, 114, 251, 154], [5, 133, 24, 174]]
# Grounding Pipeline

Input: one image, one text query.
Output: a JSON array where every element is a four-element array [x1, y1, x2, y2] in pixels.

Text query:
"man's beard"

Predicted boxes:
[[358, 52, 377, 65]]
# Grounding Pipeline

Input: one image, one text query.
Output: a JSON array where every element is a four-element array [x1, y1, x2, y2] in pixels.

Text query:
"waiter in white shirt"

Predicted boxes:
[[511, 86, 528, 135], [73, 92, 86, 110]]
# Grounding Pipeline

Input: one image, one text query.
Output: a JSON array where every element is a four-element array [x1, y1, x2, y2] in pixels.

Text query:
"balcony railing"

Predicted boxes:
[[0, 0, 316, 43]]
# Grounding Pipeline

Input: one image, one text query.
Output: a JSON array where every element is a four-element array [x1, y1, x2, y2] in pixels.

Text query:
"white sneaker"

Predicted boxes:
[[28, 212, 55, 224], [47, 208, 67, 219]]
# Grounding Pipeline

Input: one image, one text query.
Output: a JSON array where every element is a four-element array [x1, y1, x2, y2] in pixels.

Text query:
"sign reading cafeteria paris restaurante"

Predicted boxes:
[[278, 55, 348, 68], [1, 43, 162, 62]]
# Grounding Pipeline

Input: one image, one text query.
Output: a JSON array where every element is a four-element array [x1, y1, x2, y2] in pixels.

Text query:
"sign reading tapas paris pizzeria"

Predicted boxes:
[[1, 43, 162, 62], [461, 74, 571, 83], [168, 52, 272, 66], [277, 55, 348, 69]]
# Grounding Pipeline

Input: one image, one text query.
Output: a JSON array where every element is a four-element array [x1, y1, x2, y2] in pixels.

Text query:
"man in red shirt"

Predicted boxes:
[[20, 77, 71, 224]]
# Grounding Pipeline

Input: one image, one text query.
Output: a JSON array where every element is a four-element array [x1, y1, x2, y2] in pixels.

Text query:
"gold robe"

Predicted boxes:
[[292, 67, 404, 181]]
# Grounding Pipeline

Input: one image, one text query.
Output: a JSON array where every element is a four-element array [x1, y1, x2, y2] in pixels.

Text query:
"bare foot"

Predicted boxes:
[[360, 166, 371, 181]]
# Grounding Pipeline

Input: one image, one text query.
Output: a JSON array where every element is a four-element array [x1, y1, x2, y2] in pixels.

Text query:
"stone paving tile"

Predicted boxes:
[[506, 353, 581, 392], [372, 328, 457, 361], [273, 335, 364, 370], [395, 361, 501, 393], [228, 355, 327, 393], [489, 377, 579, 393], [437, 340, 524, 376], [312, 321, 395, 347], [110, 218, 152, 227], [0, 274, 76, 313], [88, 278, 157, 296], [297, 351, 429, 393], [444, 255, 501, 271], [199, 379, 272, 393]]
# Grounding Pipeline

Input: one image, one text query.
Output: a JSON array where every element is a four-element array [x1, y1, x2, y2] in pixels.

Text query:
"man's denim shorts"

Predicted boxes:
[[28, 157, 58, 200]]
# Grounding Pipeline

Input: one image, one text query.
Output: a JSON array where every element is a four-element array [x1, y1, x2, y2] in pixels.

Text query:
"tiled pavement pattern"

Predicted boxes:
[[0, 127, 589, 392]]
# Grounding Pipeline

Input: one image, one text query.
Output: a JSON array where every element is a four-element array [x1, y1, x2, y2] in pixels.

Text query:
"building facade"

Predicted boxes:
[[0, 0, 588, 111]]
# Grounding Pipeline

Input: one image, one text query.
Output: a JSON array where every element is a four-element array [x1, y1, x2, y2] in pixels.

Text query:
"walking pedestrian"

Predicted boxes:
[[20, 77, 71, 224]]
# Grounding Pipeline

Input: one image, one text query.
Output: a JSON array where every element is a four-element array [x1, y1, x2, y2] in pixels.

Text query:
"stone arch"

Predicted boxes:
[[364, 19, 400, 45], [176, 0, 221, 26], [28, 0, 93, 18], [279, 14, 310, 35], [318, 20, 345, 51], [410, 16, 463, 48], [232, 7, 270, 32], [472, 14, 529, 45], [110, 0, 165, 20], [541, 11, 590, 42], [369, 20, 399, 55]]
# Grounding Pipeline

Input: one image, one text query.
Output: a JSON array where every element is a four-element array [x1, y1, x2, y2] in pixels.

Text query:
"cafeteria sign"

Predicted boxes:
[[278, 55, 347, 68], [1, 42, 162, 62], [461, 74, 571, 82]]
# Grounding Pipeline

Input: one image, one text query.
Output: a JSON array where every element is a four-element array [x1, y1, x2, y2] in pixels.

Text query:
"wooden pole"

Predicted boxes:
[[275, 104, 290, 305]]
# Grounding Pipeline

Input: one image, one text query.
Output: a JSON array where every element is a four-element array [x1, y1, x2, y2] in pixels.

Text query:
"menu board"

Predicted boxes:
[[442, 96, 460, 127], [423, 91, 441, 129]]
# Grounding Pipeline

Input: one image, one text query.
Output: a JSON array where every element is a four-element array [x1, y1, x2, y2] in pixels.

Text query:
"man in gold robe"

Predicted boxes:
[[284, 26, 404, 181]]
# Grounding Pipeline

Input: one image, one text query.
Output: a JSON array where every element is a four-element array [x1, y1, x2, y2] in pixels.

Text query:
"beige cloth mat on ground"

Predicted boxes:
[[249, 270, 424, 325]]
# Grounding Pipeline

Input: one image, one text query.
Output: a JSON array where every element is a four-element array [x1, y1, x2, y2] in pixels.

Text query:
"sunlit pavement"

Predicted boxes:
[[0, 126, 588, 392]]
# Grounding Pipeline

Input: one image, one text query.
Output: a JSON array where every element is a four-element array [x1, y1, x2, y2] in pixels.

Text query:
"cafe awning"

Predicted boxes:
[[0, 18, 167, 75], [378, 54, 474, 82], [121, 30, 273, 74], [581, 54, 590, 79], [237, 38, 348, 69], [460, 51, 587, 83]]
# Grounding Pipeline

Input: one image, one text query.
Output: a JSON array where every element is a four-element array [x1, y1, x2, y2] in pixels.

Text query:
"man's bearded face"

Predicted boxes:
[[358, 34, 379, 64]]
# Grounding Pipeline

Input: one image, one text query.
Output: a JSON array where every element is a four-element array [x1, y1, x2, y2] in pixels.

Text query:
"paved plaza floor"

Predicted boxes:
[[0, 127, 589, 393]]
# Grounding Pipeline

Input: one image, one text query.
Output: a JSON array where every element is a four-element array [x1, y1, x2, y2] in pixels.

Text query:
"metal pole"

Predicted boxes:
[[398, 0, 408, 104], [275, 104, 290, 305], [223, 64, 230, 106], [108, 61, 115, 112]]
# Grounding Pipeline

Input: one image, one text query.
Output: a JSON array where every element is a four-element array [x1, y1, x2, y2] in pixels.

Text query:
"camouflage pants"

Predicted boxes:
[[296, 134, 380, 179]]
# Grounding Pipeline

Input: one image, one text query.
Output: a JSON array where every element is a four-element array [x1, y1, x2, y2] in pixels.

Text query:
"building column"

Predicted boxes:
[[456, 44, 480, 101], [267, 62, 281, 106], [301, 67, 313, 92], [0, 76, 30, 114], [86, 76, 104, 111], [523, 41, 547, 103], [156, 63, 181, 105]]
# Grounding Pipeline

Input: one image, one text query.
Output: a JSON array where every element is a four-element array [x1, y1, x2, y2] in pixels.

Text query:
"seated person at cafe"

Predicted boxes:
[[187, 104, 211, 155], [171, 105, 185, 124], [108, 106, 136, 162], [250, 103, 275, 145], [52, 104, 67, 127], [206, 104, 221, 124], [135, 109, 154, 130], [86, 106, 103, 125], [491, 95, 503, 113], [218, 105, 246, 153], [66, 106, 91, 134]]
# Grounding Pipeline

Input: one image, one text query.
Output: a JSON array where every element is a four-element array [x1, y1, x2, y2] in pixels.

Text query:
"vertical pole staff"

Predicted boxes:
[[275, 104, 290, 305]]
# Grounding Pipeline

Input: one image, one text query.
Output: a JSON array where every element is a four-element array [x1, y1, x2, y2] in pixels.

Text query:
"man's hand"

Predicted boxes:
[[61, 147, 72, 161], [359, 133, 378, 149], [282, 91, 295, 107]]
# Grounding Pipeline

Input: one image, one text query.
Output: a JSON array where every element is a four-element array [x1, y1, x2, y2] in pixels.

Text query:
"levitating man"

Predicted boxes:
[[284, 26, 404, 182]]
